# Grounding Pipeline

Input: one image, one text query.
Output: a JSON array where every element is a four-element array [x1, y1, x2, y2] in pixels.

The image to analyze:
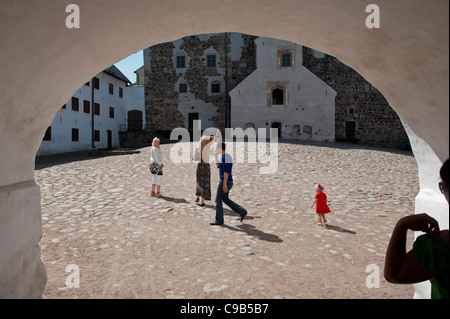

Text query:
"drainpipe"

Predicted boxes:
[[91, 77, 95, 149], [224, 32, 229, 129]]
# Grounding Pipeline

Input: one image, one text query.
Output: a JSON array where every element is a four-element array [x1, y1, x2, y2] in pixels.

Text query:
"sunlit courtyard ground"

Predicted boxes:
[[35, 140, 419, 298]]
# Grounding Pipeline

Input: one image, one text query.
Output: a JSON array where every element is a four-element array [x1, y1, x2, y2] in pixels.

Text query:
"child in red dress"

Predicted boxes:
[[311, 183, 331, 226]]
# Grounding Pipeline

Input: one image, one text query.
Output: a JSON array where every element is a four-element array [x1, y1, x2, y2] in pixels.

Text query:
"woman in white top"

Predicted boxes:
[[149, 137, 164, 197]]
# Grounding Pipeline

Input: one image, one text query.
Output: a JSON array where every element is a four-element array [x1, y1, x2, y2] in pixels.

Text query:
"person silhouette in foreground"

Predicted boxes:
[[384, 158, 449, 299], [210, 142, 247, 226]]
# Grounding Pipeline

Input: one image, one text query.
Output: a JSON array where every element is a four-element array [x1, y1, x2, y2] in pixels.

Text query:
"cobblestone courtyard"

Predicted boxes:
[[35, 141, 419, 299]]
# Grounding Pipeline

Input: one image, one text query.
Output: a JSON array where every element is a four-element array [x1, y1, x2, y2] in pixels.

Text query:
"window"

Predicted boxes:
[[179, 83, 187, 93], [303, 125, 312, 135], [176, 55, 186, 68], [43, 126, 51, 141], [119, 87, 123, 98], [71, 97, 79, 111], [93, 77, 100, 89], [109, 83, 114, 95], [84, 81, 90, 86], [207, 54, 216, 67], [292, 125, 300, 137], [94, 103, 100, 116], [94, 130, 100, 142], [211, 82, 221, 93], [109, 107, 115, 118], [272, 88, 284, 105], [281, 53, 291, 67], [83, 100, 90, 114], [72, 128, 79, 142], [349, 108, 355, 115], [61, 104, 66, 109]]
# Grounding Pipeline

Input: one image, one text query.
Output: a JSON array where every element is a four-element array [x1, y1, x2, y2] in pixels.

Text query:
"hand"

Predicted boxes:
[[399, 213, 440, 237], [223, 184, 228, 193]]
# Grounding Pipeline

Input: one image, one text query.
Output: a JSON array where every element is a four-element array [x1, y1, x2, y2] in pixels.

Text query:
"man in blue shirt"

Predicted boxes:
[[210, 142, 248, 225]]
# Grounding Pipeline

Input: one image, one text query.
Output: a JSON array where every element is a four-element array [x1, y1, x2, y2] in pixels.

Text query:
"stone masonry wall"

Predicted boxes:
[[145, 33, 257, 133], [143, 34, 409, 150], [145, 42, 185, 131], [302, 47, 410, 149]]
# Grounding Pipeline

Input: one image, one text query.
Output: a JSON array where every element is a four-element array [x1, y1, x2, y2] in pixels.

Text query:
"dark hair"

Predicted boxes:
[[440, 158, 450, 189], [221, 142, 227, 151]]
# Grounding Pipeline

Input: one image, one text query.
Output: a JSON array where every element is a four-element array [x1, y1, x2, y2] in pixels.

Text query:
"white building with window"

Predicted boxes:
[[230, 37, 336, 141], [37, 66, 135, 156]]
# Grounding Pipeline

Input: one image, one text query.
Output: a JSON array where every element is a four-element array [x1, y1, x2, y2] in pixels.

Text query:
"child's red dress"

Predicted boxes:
[[315, 192, 331, 214]]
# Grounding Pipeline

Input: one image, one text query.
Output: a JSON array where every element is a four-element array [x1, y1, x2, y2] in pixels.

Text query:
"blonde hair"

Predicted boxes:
[[152, 137, 160, 147], [197, 136, 212, 164]]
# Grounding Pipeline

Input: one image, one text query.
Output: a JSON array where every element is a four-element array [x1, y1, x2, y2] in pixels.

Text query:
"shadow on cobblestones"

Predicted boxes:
[[160, 196, 189, 204], [323, 224, 357, 234], [224, 224, 283, 243]]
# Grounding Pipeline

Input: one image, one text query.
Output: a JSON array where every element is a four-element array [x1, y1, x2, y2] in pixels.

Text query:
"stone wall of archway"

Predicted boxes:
[[0, 0, 448, 298]]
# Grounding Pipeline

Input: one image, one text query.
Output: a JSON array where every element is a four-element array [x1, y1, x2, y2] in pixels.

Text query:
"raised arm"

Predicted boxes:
[[384, 214, 439, 284]]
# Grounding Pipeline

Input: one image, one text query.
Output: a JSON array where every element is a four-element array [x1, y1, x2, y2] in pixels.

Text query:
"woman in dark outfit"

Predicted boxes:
[[194, 136, 214, 206]]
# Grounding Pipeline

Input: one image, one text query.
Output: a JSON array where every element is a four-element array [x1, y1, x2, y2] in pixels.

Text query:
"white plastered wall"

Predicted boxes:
[[0, 0, 448, 298], [230, 37, 336, 141]]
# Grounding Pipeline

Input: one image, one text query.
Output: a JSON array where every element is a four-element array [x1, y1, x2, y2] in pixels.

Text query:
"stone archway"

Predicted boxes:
[[0, 0, 448, 298]]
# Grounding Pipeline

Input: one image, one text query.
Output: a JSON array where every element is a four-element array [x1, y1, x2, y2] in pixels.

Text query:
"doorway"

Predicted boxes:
[[128, 110, 143, 131], [271, 122, 282, 139], [345, 121, 356, 139], [188, 112, 199, 132]]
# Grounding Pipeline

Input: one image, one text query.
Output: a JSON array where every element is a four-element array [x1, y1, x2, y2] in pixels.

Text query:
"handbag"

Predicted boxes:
[[149, 161, 163, 175]]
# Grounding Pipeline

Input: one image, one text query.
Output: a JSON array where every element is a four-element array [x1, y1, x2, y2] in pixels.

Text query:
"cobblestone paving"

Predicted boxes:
[[35, 141, 419, 298]]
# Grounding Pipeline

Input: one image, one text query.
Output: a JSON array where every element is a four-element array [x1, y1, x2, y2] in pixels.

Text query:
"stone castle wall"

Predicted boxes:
[[302, 47, 410, 149], [145, 33, 257, 133], [143, 34, 409, 150]]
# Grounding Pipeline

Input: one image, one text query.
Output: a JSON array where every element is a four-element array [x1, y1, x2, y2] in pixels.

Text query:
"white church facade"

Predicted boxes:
[[230, 37, 336, 141]]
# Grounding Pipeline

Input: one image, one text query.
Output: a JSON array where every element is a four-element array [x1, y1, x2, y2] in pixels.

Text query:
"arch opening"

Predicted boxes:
[[0, 1, 448, 299]]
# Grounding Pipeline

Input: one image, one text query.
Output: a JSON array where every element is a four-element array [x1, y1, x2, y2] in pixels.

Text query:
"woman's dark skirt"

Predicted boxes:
[[196, 163, 211, 200]]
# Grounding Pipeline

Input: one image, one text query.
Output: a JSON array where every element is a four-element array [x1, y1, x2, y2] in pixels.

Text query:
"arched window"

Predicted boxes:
[[272, 88, 284, 105], [292, 125, 300, 137], [281, 52, 291, 67], [244, 123, 255, 130]]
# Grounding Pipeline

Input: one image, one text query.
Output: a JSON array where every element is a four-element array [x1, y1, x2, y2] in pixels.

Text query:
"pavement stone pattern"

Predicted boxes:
[[35, 141, 419, 298]]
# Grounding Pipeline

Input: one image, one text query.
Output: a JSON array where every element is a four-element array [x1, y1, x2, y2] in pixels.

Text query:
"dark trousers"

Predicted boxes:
[[215, 180, 247, 224]]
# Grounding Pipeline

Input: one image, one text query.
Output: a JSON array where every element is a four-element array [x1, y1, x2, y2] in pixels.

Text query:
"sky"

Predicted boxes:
[[114, 50, 144, 84]]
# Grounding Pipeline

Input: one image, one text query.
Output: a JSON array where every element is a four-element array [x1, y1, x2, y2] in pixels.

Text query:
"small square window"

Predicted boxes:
[[94, 103, 100, 116], [211, 82, 221, 93], [94, 130, 100, 142], [93, 77, 100, 90], [43, 126, 51, 141], [207, 54, 216, 68], [83, 100, 90, 114], [349, 108, 355, 115], [72, 128, 79, 142], [176, 56, 186, 68], [71, 97, 79, 111], [281, 53, 291, 67], [179, 83, 187, 93]]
